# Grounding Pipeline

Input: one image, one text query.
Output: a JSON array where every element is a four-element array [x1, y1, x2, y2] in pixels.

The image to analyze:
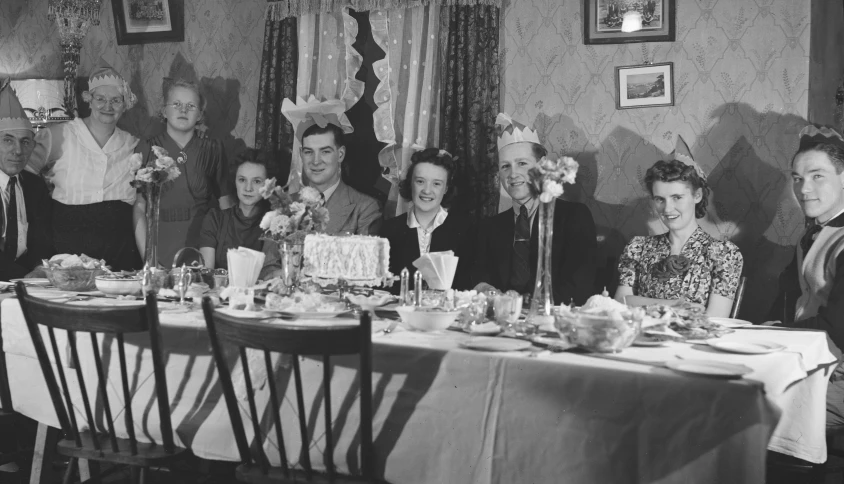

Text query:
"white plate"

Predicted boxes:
[[467, 323, 503, 336], [707, 339, 786, 355], [218, 308, 275, 319], [665, 359, 752, 379], [10, 278, 51, 286], [460, 337, 532, 352], [709, 317, 753, 328], [286, 310, 351, 318]]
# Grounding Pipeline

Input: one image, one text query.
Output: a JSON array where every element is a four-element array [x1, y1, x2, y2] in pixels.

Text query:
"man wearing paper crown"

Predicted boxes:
[[26, 58, 141, 271], [0, 80, 54, 280], [259, 96, 382, 280], [767, 125, 844, 427], [471, 113, 597, 305]]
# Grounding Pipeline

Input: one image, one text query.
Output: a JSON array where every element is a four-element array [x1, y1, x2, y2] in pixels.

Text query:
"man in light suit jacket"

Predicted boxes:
[[260, 123, 381, 279]]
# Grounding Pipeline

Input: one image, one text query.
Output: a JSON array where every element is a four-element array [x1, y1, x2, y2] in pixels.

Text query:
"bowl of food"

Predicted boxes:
[[396, 306, 461, 332], [555, 301, 643, 353], [43, 254, 107, 291], [95, 274, 142, 296]]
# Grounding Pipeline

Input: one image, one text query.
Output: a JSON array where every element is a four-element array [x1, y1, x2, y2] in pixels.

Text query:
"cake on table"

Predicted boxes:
[[302, 234, 393, 287]]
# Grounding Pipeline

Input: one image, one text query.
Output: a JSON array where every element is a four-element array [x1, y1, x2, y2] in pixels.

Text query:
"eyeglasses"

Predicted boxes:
[[91, 96, 124, 108], [165, 101, 199, 112]]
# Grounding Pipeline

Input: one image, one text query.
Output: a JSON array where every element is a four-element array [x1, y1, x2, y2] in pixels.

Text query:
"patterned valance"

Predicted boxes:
[[267, 0, 500, 20]]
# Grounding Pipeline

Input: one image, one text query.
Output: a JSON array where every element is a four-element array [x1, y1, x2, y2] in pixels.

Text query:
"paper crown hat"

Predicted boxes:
[[0, 79, 34, 133], [281, 96, 354, 142], [798, 125, 844, 152], [88, 57, 137, 110], [495, 113, 541, 151], [669, 135, 707, 179]]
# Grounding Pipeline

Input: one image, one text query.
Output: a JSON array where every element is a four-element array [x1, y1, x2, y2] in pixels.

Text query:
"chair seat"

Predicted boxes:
[[56, 431, 187, 467], [235, 463, 376, 484]]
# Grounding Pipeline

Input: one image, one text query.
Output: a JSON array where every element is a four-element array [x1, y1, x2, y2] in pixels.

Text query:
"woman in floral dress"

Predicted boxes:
[[614, 156, 743, 317]]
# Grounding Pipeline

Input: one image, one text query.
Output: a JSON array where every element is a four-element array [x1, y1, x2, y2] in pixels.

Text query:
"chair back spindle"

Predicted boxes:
[[201, 296, 375, 481], [730, 276, 747, 319]]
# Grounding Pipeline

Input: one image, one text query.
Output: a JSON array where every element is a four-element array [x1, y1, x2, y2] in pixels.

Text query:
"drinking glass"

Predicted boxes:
[[493, 293, 523, 331]]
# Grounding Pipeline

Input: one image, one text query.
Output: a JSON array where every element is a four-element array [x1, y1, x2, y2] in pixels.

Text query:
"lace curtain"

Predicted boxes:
[[370, 6, 444, 217], [287, 8, 365, 191]]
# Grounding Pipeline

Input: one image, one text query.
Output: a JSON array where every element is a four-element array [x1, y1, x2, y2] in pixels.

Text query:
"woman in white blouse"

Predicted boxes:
[[379, 148, 476, 292], [27, 59, 141, 270]]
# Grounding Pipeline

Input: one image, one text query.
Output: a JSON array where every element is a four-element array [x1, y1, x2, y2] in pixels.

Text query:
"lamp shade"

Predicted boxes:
[[9, 79, 72, 124], [621, 11, 643, 33]]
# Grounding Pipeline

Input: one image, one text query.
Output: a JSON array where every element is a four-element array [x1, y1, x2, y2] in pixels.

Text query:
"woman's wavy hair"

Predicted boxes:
[[398, 148, 457, 207], [644, 159, 710, 219], [231, 148, 274, 180]]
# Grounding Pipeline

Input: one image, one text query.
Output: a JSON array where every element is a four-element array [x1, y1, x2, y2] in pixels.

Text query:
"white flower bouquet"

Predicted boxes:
[[129, 146, 185, 188], [528, 156, 579, 203], [258, 179, 330, 245]]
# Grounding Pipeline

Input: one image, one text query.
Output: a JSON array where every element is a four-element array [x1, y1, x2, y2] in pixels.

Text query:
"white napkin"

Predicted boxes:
[[413, 251, 458, 291], [227, 247, 265, 288]]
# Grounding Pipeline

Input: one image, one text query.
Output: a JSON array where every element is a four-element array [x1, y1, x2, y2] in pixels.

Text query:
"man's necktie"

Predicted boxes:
[[800, 223, 823, 256], [509, 204, 531, 292], [5, 177, 18, 259]]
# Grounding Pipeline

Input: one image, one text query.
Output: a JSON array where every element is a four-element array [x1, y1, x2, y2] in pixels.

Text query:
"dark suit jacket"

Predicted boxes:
[[471, 198, 597, 306], [380, 209, 476, 293], [0, 171, 54, 281]]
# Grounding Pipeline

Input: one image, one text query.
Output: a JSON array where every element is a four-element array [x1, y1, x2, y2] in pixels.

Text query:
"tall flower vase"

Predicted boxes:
[[526, 200, 556, 331], [144, 184, 161, 268], [279, 240, 304, 294]]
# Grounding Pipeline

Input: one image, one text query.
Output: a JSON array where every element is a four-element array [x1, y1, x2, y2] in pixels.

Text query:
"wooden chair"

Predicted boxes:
[[729, 276, 747, 319], [201, 296, 375, 483], [15, 282, 188, 484]]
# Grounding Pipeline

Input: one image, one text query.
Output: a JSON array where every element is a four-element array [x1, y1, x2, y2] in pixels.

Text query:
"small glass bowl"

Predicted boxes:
[[555, 310, 642, 353], [44, 267, 106, 291]]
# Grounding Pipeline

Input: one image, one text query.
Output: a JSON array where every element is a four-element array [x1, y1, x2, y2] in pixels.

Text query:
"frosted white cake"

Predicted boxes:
[[302, 234, 393, 287]]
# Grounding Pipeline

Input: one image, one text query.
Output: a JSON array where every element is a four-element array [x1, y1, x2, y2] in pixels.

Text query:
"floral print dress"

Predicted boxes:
[[617, 227, 743, 306]]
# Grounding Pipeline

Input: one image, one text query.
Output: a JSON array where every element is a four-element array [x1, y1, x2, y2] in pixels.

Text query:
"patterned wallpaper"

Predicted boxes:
[[501, 0, 811, 321], [0, 0, 267, 157]]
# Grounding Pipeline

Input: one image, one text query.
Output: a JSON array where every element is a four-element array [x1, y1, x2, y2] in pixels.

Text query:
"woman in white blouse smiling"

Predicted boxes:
[[380, 148, 476, 292], [27, 59, 141, 270]]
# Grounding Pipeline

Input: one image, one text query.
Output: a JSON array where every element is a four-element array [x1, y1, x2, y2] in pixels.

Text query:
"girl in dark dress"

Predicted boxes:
[[199, 149, 270, 270], [133, 79, 232, 267], [380, 148, 475, 292]]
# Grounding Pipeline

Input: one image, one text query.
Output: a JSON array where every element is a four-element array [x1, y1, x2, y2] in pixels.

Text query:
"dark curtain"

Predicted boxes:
[[439, 5, 501, 219], [254, 13, 298, 182]]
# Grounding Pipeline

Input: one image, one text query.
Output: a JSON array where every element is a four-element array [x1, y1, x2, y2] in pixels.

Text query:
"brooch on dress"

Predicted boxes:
[[652, 254, 691, 282]]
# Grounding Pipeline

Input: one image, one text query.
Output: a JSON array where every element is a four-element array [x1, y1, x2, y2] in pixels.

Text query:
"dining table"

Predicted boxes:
[[0, 287, 838, 484]]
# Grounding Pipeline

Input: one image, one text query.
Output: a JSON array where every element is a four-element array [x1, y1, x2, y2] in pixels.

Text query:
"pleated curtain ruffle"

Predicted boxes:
[[267, 0, 501, 20], [370, 6, 443, 217], [286, 8, 365, 191]]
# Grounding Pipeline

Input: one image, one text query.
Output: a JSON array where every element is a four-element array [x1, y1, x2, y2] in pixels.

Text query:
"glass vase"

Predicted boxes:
[[526, 200, 556, 332], [144, 184, 161, 268], [279, 240, 305, 294]]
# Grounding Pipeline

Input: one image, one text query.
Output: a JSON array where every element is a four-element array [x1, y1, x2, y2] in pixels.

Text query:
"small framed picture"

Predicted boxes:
[[615, 62, 674, 110], [584, 0, 675, 45], [112, 0, 184, 45]]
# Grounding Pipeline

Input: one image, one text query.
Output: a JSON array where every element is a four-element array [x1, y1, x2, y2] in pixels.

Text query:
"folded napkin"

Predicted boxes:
[[413, 251, 458, 290], [227, 247, 265, 288]]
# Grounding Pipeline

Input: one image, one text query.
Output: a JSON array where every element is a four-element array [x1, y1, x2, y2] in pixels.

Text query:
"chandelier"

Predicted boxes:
[[48, 0, 103, 117]]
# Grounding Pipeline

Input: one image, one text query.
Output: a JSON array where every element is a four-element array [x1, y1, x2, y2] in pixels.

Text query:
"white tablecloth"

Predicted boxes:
[[0, 294, 833, 483]]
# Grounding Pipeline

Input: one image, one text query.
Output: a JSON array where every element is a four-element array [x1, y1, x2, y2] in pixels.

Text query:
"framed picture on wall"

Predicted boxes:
[[615, 62, 674, 109], [112, 0, 184, 45], [584, 0, 675, 45]]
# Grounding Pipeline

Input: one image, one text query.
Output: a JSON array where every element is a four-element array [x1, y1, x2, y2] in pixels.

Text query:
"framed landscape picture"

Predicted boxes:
[[112, 0, 184, 45], [615, 62, 674, 109], [584, 0, 675, 45]]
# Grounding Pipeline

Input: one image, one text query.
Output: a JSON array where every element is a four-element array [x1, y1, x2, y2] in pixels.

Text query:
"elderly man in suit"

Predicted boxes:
[[472, 113, 597, 306], [259, 99, 381, 280], [0, 80, 53, 281]]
